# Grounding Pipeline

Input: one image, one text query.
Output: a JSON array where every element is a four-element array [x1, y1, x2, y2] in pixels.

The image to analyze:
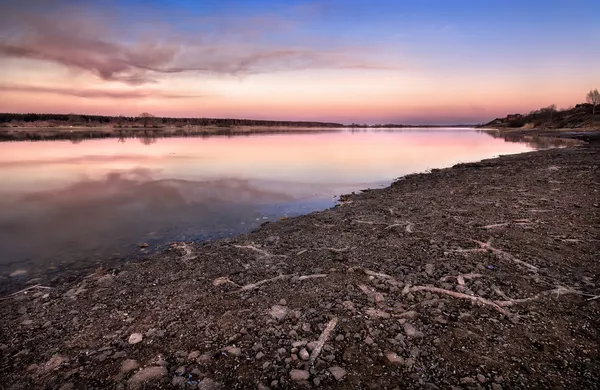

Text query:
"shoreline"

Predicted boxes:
[[0, 130, 598, 388]]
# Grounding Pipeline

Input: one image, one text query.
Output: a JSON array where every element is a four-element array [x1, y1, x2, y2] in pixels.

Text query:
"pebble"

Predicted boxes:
[[385, 351, 404, 366], [403, 323, 423, 338], [425, 264, 435, 275], [477, 374, 487, 383], [120, 359, 139, 374], [290, 369, 310, 381], [328, 366, 347, 381], [299, 349, 310, 361], [198, 377, 222, 390], [398, 310, 418, 319], [335, 334, 345, 341], [364, 336, 374, 346], [269, 305, 290, 321], [302, 323, 312, 332], [256, 352, 265, 359], [279, 299, 287, 306], [128, 333, 143, 345], [223, 346, 242, 357], [188, 351, 200, 360], [10, 269, 28, 278], [127, 366, 167, 388], [112, 351, 127, 359], [306, 341, 318, 352], [365, 308, 391, 319], [491, 384, 503, 390]]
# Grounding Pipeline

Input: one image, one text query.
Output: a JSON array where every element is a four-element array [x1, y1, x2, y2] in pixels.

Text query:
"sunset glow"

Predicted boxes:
[[1, 0, 599, 124]]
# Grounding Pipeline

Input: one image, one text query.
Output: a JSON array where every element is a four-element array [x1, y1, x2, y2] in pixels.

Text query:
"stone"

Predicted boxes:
[[460, 377, 476, 385], [279, 299, 287, 306], [188, 351, 200, 360], [198, 377, 222, 390], [128, 333, 143, 345], [40, 354, 68, 373], [269, 305, 290, 321], [21, 320, 33, 326], [477, 374, 487, 383], [403, 323, 423, 338], [398, 311, 418, 319], [425, 264, 435, 276], [491, 384, 503, 390], [120, 359, 139, 374], [385, 351, 404, 366], [10, 269, 27, 278], [290, 369, 310, 381], [302, 322, 312, 332], [364, 336, 374, 346], [255, 352, 265, 359], [299, 348, 310, 361], [328, 366, 347, 381], [58, 384, 74, 390], [112, 351, 127, 359], [306, 341, 318, 351], [257, 384, 271, 390], [223, 346, 242, 357], [172, 376, 186, 387], [335, 334, 345, 342], [365, 308, 391, 319], [127, 366, 167, 388]]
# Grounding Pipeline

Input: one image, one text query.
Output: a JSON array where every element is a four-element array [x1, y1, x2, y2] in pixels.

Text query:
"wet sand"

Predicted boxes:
[[0, 131, 598, 389]]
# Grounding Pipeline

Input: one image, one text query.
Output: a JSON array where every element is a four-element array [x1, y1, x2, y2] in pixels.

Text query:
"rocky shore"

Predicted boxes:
[[1, 133, 598, 389]]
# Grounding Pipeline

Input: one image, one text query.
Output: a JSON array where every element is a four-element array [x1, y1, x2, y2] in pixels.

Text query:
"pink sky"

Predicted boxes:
[[0, 0, 598, 124]]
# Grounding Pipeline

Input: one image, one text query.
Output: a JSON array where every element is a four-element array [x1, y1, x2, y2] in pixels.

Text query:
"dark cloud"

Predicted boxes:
[[0, 84, 198, 99], [0, 0, 397, 85]]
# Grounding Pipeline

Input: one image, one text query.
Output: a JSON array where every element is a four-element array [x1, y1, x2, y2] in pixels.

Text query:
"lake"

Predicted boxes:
[[0, 128, 552, 280]]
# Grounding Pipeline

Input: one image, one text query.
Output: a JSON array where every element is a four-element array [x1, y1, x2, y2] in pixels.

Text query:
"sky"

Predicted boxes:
[[0, 0, 599, 124]]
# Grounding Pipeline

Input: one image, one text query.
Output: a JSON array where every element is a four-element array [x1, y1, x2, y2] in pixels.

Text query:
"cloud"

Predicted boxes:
[[0, 84, 198, 99], [0, 0, 398, 85]]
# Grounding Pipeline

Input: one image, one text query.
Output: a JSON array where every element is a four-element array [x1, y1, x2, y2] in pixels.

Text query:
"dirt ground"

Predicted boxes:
[[0, 133, 598, 389]]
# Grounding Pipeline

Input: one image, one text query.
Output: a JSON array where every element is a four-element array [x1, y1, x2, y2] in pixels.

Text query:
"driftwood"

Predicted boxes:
[[310, 317, 338, 363]]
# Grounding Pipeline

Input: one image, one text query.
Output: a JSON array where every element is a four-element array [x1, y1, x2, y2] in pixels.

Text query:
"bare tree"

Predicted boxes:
[[138, 112, 155, 128], [586, 89, 599, 114]]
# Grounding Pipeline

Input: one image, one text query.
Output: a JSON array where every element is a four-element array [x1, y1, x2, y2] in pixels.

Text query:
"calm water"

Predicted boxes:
[[0, 129, 549, 279]]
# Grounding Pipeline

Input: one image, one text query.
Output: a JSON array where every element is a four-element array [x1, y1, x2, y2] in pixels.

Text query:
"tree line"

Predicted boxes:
[[0, 113, 345, 128]]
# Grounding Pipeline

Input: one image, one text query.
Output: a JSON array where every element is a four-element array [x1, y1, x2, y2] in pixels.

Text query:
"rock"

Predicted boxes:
[[255, 352, 265, 359], [39, 354, 68, 373], [335, 334, 345, 341], [491, 384, 503, 390], [279, 299, 287, 306], [172, 376, 186, 387], [198, 377, 222, 390], [127, 366, 167, 388], [290, 369, 310, 381], [223, 346, 242, 357], [112, 351, 127, 359], [58, 384, 74, 390], [328, 366, 347, 381], [188, 351, 200, 360], [128, 333, 143, 345], [425, 264, 435, 276], [299, 348, 310, 361], [138, 243, 149, 248], [257, 384, 271, 390], [460, 377, 476, 385], [9, 269, 27, 278], [398, 310, 418, 319], [477, 374, 487, 383], [26, 278, 43, 285], [385, 351, 404, 365], [365, 308, 391, 318], [21, 320, 33, 326], [403, 323, 423, 338], [302, 322, 312, 332], [306, 341, 318, 351], [269, 305, 290, 321], [364, 336, 374, 346], [120, 359, 139, 374]]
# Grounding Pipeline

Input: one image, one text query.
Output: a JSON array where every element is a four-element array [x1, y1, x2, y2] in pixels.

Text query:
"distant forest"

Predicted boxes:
[[0, 113, 345, 128]]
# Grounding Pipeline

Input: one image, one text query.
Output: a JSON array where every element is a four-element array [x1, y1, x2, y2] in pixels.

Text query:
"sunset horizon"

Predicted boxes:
[[1, 0, 599, 125]]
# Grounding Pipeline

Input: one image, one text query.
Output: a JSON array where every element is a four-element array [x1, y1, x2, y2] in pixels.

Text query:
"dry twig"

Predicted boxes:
[[310, 317, 338, 363]]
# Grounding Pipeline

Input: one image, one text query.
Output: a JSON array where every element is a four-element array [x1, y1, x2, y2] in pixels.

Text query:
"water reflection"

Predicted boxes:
[[0, 129, 550, 280]]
